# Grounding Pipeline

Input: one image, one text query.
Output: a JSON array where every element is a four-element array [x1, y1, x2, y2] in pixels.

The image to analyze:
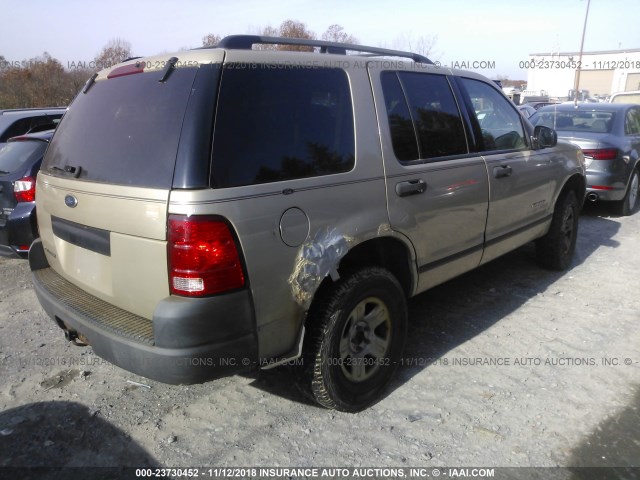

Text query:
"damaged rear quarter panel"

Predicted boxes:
[[288, 227, 354, 309]]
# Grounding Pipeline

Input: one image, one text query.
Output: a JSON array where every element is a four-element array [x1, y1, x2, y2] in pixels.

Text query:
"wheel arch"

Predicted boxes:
[[336, 236, 416, 297], [305, 235, 417, 319], [558, 172, 587, 206]]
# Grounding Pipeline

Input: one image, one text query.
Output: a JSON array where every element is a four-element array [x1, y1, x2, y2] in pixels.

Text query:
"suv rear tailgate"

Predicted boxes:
[[33, 57, 214, 320], [37, 174, 169, 319]]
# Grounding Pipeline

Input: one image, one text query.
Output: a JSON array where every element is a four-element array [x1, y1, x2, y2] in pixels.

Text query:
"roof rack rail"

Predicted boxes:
[[215, 35, 434, 64]]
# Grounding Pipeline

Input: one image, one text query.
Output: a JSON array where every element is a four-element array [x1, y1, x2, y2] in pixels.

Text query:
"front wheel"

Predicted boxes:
[[615, 169, 639, 216], [536, 190, 580, 270], [300, 267, 408, 412]]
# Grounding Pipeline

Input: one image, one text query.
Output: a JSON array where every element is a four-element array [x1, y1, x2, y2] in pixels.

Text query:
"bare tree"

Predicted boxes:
[[321, 24, 358, 44], [391, 33, 439, 59], [94, 38, 133, 69], [0, 53, 79, 108], [279, 19, 315, 40], [257, 20, 316, 51], [202, 33, 222, 47]]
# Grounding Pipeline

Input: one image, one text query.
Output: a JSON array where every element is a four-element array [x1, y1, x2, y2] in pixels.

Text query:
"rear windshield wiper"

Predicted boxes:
[[48, 165, 82, 178]]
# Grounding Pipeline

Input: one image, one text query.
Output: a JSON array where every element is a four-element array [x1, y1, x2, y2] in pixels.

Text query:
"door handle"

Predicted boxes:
[[493, 165, 512, 178], [396, 179, 426, 197]]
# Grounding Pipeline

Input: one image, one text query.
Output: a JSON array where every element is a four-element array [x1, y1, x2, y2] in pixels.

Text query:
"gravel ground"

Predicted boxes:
[[0, 202, 639, 476]]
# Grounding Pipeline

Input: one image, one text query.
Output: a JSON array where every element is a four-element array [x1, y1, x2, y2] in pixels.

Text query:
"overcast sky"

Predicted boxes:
[[1, 0, 638, 79]]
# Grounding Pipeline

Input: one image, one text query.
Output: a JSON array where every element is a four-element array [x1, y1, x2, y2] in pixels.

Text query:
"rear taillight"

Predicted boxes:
[[168, 215, 245, 297], [14, 176, 36, 202], [582, 148, 618, 160]]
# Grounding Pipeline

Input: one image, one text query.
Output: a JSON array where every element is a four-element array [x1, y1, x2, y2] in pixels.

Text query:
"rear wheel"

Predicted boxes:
[[536, 190, 579, 270], [300, 267, 407, 412], [615, 169, 639, 216]]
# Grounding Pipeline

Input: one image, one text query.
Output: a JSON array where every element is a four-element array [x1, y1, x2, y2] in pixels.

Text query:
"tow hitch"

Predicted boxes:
[[55, 317, 89, 347]]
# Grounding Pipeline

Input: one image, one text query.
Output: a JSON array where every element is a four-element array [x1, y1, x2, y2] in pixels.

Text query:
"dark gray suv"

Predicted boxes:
[[30, 36, 586, 411], [0, 108, 65, 148]]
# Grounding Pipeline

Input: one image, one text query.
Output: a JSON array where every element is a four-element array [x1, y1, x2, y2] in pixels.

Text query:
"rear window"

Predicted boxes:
[[530, 110, 615, 133], [0, 140, 47, 175], [211, 66, 354, 188], [0, 115, 62, 143], [43, 68, 199, 189]]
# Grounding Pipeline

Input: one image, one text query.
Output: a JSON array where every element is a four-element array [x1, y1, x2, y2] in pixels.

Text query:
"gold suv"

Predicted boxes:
[[30, 35, 585, 411]]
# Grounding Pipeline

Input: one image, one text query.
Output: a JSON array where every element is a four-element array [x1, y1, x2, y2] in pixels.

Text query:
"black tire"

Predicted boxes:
[[615, 169, 639, 216], [300, 267, 408, 412], [536, 190, 579, 270]]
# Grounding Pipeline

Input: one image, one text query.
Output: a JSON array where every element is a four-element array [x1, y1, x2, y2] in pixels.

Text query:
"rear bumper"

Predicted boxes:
[[586, 167, 629, 202], [29, 239, 258, 385]]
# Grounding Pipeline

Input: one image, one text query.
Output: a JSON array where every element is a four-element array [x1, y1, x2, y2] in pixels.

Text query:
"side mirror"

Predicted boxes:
[[532, 125, 557, 149]]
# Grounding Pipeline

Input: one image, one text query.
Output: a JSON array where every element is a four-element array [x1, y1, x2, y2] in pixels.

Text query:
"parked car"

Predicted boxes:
[[517, 104, 537, 118], [526, 101, 561, 110], [0, 108, 65, 148], [0, 130, 54, 257], [530, 103, 640, 215], [29, 35, 585, 412]]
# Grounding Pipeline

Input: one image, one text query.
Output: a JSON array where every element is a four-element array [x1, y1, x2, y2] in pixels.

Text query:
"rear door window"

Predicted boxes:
[[211, 66, 355, 188], [381, 71, 468, 162], [43, 68, 199, 189]]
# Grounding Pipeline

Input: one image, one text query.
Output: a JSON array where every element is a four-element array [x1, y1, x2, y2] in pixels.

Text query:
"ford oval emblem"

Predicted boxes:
[[64, 195, 78, 208]]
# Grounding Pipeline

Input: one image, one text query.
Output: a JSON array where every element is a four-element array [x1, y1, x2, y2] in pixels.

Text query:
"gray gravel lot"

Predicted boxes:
[[0, 202, 639, 473]]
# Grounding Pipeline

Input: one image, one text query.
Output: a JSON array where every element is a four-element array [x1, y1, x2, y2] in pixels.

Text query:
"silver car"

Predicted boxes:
[[530, 103, 640, 215], [30, 35, 585, 412]]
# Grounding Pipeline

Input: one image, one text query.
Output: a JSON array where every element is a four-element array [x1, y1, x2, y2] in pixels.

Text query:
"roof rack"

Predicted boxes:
[[215, 35, 434, 64]]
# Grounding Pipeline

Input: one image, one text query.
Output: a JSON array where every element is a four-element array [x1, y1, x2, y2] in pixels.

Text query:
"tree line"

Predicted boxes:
[[0, 20, 436, 109], [0, 37, 133, 109]]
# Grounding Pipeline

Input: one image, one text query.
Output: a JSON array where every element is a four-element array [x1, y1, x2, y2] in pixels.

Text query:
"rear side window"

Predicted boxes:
[[381, 71, 468, 162], [43, 68, 199, 189], [211, 66, 354, 188], [0, 141, 47, 175]]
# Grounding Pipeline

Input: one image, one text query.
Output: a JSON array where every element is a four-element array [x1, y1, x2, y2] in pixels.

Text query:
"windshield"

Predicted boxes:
[[0, 140, 47, 175], [43, 67, 199, 189], [530, 110, 615, 134]]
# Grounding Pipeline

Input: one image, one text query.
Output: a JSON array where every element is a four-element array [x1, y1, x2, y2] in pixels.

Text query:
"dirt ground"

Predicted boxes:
[[0, 201, 639, 475]]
